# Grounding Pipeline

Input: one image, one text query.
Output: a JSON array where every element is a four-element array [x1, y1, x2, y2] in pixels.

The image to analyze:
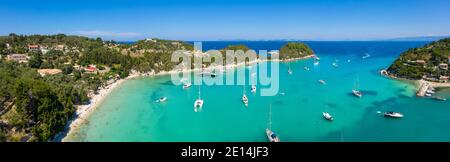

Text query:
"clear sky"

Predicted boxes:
[[1, 0, 449, 41]]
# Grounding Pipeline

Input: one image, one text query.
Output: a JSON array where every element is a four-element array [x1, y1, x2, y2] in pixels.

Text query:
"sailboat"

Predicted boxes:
[[313, 56, 320, 66], [287, 62, 293, 75], [266, 104, 280, 142], [352, 78, 362, 98], [194, 86, 204, 112], [314, 59, 319, 66], [242, 86, 249, 107], [251, 85, 257, 93], [250, 72, 257, 93]]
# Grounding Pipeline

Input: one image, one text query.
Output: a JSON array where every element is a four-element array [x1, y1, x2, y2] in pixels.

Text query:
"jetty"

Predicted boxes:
[[416, 79, 450, 97], [416, 80, 431, 97]]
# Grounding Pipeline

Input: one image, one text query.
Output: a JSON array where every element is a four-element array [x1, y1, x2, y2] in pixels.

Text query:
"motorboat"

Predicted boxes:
[[383, 111, 403, 118], [156, 97, 167, 103], [362, 53, 371, 59], [322, 112, 333, 121], [332, 62, 338, 68], [318, 80, 326, 85], [183, 83, 192, 89]]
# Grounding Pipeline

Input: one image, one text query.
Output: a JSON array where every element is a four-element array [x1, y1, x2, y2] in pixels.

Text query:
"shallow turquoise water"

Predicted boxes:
[[65, 42, 450, 142]]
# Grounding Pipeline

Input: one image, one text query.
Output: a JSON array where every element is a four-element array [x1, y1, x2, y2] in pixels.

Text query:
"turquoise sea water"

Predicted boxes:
[[64, 41, 450, 142]]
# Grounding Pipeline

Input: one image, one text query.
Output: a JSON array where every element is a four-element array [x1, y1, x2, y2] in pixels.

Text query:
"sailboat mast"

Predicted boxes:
[[356, 77, 360, 90], [268, 104, 272, 130], [198, 85, 201, 99]]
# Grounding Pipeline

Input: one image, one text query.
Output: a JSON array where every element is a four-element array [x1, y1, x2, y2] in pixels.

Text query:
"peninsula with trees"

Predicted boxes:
[[383, 38, 450, 96]]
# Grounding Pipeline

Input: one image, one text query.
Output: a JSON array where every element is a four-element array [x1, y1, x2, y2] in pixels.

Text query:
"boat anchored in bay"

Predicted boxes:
[[194, 86, 204, 112], [156, 97, 167, 103], [383, 111, 403, 118], [352, 78, 363, 98], [266, 104, 280, 142], [323, 112, 334, 121], [242, 86, 249, 107]]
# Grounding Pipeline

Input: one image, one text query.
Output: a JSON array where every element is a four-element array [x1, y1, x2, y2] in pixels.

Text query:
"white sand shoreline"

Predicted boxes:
[[379, 69, 450, 96], [59, 55, 315, 141]]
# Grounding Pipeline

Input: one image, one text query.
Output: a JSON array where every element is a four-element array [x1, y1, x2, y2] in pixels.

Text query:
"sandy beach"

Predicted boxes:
[[59, 54, 315, 141]]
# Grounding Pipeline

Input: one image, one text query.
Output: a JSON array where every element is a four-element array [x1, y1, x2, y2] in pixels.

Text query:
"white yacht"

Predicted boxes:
[[383, 111, 403, 118], [314, 56, 320, 61], [194, 86, 203, 112], [266, 104, 280, 142], [352, 89, 362, 98], [362, 53, 371, 59], [266, 129, 280, 142], [156, 97, 167, 103], [183, 83, 192, 89], [318, 80, 326, 85], [242, 86, 249, 106], [352, 78, 362, 98], [251, 85, 257, 93], [323, 112, 333, 121], [332, 62, 339, 68], [242, 94, 249, 107], [288, 62, 293, 75]]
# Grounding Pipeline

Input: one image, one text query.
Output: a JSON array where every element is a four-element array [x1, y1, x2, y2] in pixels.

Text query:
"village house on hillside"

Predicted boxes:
[[55, 45, 65, 51], [27, 44, 40, 52], [438, 63, 448, 70], [414, 60, 426, 65], [85, 64, 97, 73], [6, 54, 29, 63]]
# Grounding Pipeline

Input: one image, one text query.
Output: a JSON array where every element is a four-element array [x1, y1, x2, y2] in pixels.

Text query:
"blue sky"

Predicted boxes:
[[1, 0, 449, 41]]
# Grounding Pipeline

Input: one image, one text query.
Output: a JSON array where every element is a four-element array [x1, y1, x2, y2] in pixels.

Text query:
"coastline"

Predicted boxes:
[[59, 54, 315, 141], [379, 69, 450, 96]]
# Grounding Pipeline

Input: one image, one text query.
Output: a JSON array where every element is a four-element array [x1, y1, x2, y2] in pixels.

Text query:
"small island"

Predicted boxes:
[[383, 38, 450, 96], [279, 42, 315, 61]]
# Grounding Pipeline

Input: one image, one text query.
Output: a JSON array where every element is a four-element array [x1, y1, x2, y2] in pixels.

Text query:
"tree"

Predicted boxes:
[[28, 52, 43, 68], [61, 64, 74, 74], [73, 70, 82, 80]]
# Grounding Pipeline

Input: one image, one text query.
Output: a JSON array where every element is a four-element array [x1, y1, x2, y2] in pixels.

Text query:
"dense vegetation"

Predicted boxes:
[[0, 60, 80, 141], [279, 42, 314, 60], [0, 34, 194, 141], [387, 38, 450, 80]]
